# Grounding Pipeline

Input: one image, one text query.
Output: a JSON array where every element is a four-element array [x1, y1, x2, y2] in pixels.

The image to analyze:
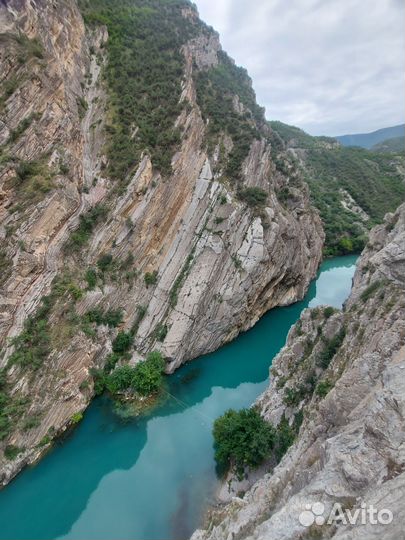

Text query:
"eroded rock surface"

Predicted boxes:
[[192, 204, 405, 540], [0, 0, 323, 484]]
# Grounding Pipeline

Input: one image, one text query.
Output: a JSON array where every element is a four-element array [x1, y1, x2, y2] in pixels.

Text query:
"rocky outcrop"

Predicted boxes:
[[192, 203, 405, 540], [0, 0, 323, 484]]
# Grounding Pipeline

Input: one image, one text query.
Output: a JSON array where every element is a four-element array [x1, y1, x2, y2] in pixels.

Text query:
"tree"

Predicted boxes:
[[112, 331, 133, 354], [132, 351, 165, 396], [105, 365, 135, 394], [213, 407, 275, 479]]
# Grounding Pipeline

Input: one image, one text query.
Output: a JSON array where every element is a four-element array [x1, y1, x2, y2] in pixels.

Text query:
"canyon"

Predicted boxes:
[[0, 0, 324, 484], [0, 9, 403, 540]]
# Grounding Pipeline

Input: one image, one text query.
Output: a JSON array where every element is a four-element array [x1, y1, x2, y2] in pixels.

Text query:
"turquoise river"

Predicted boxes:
[[0, 255, 357, 540]]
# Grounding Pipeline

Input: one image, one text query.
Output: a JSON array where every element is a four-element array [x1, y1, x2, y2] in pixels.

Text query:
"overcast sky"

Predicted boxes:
[[194, 0, 405, 136]]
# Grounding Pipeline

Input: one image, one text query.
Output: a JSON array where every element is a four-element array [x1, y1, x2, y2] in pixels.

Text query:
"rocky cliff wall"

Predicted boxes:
[[0, 0, 323, 484], [192, 203, 405, 540]]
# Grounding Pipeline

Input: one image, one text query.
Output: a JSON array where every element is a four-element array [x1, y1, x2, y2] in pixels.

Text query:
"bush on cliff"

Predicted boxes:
[[213, 407, 275, 479], [213, 408, 301, 479]]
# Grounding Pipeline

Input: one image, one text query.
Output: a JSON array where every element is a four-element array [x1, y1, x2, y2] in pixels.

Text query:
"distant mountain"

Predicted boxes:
[[371, 135, 405, 153], [270, 121, 405, 256], [335, 124, 405, 149]]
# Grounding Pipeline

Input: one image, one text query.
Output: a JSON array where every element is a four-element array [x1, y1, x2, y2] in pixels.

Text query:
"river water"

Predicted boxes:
[[0, 255, 357, 540]]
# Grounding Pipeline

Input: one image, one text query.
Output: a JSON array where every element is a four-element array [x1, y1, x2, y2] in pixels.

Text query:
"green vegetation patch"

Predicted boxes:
[[169, 251, 194, 307], [79, 0, 200, 178], [213, 408, 300, 479], [195, 50, 263, 181], [144, 270, 158, 287], [67, 204, 108, 250], [317, 327, 346, 369], [360, 280, 384, 302], [8, 272, 84, 370], [270, 121, 405, 256], [316, 379, 334, 397], [83, 307, 123, 328], [4, 444, 23, 460], [8, 112, 40, 144], [0, 370, 31, 441], [8, 295, 53, 370], [0, 248, 12, 287], [238, 187, 268, 207], [95, 350, 165, 397], [9, 156, 55, 210], [213, 407, 275, 478]]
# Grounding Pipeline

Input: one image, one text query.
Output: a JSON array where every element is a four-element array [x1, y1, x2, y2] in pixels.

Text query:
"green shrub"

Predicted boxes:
[[238, 187, 268, 207], [323, 306, 336, 319], [85, 268, 97, 289], [213, 407, 275, 478], [360, 280, 383, 302], [38, 435, 51, 447], [104, 353, 121, 374], [59, 162, 69, 175], [8, 113, 37, 143], [154, 323, 167, 342], [317, 328, 346, 369], [85, 307, 123, 328], [316, 380, 333, 397], [112, 331, 133, 354], [105, 365, 135, 394], [15, 160, 41, 182], [104, 309, 123, 327], [4, 444, 23, 460], [144, 270, 158, 287], [283, 385, 307, 407], [68, 205, 108, 250], [90, 368, 107, 395], [277, 186, 291, 204], [274, 416, 295, 462], [81, 311, 105, 337], [97, 253, 114, 272], [70, 412, 83, 424], [84, 308, 104, 325], [76, 96, 88, 119], [103, 351, 165, 397], [132, 351, 165, 396]]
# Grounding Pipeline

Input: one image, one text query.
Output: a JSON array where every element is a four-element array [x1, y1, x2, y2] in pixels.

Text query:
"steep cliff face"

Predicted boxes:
[[192, 203, 405, 540], [0, 0, 323, 483]]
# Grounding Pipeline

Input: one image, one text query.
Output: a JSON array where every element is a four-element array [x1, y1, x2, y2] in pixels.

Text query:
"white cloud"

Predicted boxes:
[[194, 0, 405, 135]]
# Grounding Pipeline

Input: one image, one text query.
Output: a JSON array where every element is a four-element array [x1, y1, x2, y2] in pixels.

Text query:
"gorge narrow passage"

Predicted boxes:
[[0, 256, 358, 540]]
